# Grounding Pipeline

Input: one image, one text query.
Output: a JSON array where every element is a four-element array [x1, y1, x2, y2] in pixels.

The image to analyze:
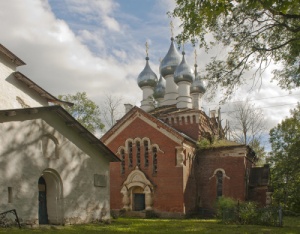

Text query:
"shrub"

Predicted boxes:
[[238, 201, 258, 224], [215, 197, 237, 220]]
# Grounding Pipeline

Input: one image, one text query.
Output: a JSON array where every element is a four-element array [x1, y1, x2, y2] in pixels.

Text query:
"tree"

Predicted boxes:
[[269, 103, 300, 212], [249, 138, 266, 166], [228, 100, 266, 163], [101, 94, 124, 129], [58, 92, 104, 134], [172, 0, 300, 99], [228, 100, 266, 144]]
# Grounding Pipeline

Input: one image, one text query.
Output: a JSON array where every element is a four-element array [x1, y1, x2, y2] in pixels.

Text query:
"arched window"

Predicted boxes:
[[187, 116, 191, 124], [136, 141, 141, 167], [216, 171, 223, 198], [120, 149, 125, 174], [128, 142, 133, 168], [192, 115, 196, 124], [144, 140, 149, 167], [152, 147, 157, 175]]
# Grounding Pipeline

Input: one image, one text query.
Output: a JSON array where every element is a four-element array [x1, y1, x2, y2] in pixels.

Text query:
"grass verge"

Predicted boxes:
[[0, 216, 299, 233]]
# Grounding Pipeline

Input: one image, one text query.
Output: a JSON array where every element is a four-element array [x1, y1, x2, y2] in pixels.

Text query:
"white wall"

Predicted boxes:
[[0, 54, 48, 109], [0, 115, 111, 225]]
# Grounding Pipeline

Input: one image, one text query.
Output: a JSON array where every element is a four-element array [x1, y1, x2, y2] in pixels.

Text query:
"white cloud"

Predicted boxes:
[[66, 0, 121, 32], [1, 0, 299, 142]]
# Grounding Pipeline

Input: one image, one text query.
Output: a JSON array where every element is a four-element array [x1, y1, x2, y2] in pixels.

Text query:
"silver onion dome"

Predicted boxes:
[[190, 65, 206, 94], [137, 57, 158, 88], [174, 52, 194, 84], [153, 75, 166, 99], [159, 37, 181, 77]]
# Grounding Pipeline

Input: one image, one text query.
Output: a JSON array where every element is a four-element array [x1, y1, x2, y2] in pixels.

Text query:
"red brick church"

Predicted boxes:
[[101, 38, 270, 217]]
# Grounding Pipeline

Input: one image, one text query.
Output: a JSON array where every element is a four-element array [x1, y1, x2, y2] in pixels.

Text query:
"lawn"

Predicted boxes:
[[0, 216, 299, 234]]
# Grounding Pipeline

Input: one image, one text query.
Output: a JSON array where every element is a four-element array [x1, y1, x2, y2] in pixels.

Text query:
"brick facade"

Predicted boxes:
[[101, 106, 269, 217]]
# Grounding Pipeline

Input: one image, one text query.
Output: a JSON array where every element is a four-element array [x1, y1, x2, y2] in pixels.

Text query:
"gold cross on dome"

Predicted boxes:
[[145, 41, 149, 57]]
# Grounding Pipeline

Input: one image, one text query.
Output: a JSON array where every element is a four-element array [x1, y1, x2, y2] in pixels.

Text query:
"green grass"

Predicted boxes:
[[0, 217, 299, 233]]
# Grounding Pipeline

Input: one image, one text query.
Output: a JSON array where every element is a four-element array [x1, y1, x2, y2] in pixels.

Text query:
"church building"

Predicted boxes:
[[101, 38, 271, 217], [0, 44, 119, 225]]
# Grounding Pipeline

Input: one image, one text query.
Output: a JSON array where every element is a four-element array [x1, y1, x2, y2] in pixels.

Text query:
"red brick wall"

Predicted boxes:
[[248, 187, 268, 206], [104, 113, 255, 216], [161, 112, 219, 141], [107, 118, 185, 213], [195, 148, 250, 212]]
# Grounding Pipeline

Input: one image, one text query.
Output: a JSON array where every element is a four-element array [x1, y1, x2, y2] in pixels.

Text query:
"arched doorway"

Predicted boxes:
[[38, 176, 48, 224], [121, 167, 154, 211], [132, 187, 145, 211], [38, 169, 63, 225]]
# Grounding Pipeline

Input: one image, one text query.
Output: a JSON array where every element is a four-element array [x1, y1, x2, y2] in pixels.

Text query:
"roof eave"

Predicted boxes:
[[0, 106, 119, 162], [14, 72, 74, 107], [0, 44, 26, 66]]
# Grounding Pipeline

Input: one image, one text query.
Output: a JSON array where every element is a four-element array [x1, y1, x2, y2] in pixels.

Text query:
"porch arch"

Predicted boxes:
[[121, 167, 154, 211]]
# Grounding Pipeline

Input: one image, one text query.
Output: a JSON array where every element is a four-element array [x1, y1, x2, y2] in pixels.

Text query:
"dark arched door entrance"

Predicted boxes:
[[38, 176, 48, 224]]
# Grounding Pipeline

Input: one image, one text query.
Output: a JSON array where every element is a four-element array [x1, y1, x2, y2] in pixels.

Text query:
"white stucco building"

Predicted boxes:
[[0, 44, 119, 225]]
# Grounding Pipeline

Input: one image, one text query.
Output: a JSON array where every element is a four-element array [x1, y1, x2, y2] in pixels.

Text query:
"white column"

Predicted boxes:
[[162, 74, 178, 106], [176, 81, 192, 108], [121, 187, 130, 211], [191, 93, 204, 110], [140, 86, 155, 112], [144, 186, 153, 211]]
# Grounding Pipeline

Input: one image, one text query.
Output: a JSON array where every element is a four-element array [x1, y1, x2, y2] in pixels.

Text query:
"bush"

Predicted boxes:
[[239, 201, 258, 224], [215, 197, 281, 226], [215, 197, 237, 220]]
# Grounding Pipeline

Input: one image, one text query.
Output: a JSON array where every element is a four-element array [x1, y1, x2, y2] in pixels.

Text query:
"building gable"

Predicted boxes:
[[101, 106, 195, 148], [0, 106, 119, 162]]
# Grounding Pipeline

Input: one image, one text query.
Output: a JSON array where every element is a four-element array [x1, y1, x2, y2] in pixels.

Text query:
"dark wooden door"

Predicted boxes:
[[134, 193, 145, 211], [38, 177, 48, 224]]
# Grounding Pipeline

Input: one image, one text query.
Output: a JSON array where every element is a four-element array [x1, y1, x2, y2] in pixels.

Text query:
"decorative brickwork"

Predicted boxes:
[[101, 107, 269, 217]]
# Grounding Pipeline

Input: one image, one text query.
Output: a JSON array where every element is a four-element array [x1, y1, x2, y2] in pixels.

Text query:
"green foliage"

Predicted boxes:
[[249, 139, 266, 166], [238, 202, 280, 226], [216, 198, 280, 226], [172, 0, 300, 100], [58, 92, 104, 134], [197, 138, 239, 150], [215, 197, 237, 220], [269, 103, 300, 213], [238, 202, 258, 224], [197, 138, 211, 149]]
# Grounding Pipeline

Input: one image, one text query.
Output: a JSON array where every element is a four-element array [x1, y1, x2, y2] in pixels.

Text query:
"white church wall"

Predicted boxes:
[[0, 54, 48, 109], [0, 115, 111, 225]]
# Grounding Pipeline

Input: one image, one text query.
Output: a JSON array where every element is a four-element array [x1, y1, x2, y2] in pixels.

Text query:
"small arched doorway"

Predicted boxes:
[[38, 176, 48, 224], [38, 169, 64, 225]]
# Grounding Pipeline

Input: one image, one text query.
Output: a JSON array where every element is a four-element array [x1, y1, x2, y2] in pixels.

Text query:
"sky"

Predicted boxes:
[[0, 0, 299, 148]]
